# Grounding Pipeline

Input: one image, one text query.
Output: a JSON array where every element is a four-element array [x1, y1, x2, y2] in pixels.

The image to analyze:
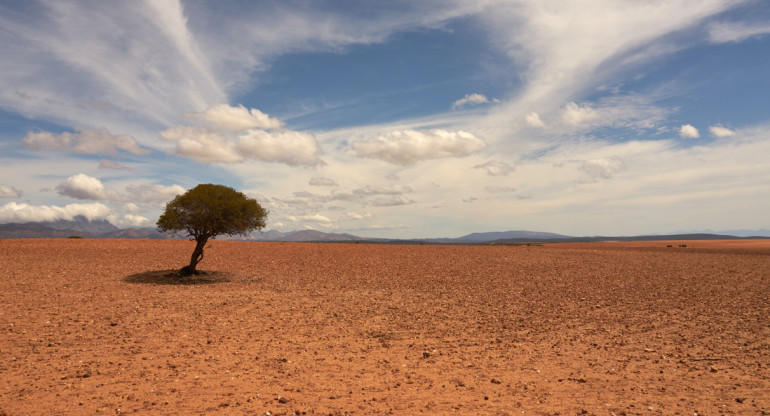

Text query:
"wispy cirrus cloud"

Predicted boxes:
[[22, 128, 150, 156], [0, 185, 22, 198], [350, 129, 486, 165], [708, 21, 770, 43]]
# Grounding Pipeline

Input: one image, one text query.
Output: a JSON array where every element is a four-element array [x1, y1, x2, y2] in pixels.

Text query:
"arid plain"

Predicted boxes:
[[1, 239, 769, 415]]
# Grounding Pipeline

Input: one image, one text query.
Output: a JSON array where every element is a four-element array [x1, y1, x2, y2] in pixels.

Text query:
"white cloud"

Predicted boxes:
[[110, 214, 150, 228], [451, 93, 498, 110], [347, 212, 373, 220], [161, 126, 242, 163], [126, 184, 186, 203], [481, 0, 735, 113], [525, 112, 545, 128], [162, 116, 324, 167], [679, 124, 700, 138], [351, 129, 486, 165], [708, 21, 770, 43], [22, 128, 150, 156], [309, 177, 338, 187], [55, 174, 122, 201], [367, 195, 416, 207], [474, 160, 516, 176], [237, 129, 325, 168], [123, 202, 141, 213], [186, 104, 283, 131], [0, 185, 22, 198], [581, 157, 626, 180], [709, 125, 736, 138], [54, 174, 184, 204], [287, 214, 331, 223], [0, 201, 113, 223], [561, 102, 600, 126]]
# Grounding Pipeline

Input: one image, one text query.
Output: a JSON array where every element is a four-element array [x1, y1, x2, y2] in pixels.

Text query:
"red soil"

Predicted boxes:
[[1, 239, 769, 415]]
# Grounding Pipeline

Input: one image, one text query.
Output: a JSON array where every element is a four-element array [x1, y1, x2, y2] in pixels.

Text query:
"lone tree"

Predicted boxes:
[[157, 184, 268, 276]]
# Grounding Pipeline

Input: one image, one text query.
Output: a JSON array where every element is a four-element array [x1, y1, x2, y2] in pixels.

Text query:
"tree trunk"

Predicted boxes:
[[180, 236, 207, 276]]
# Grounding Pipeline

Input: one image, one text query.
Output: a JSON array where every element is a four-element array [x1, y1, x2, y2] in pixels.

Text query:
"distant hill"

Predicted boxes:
[[491, 233, 757, 244], [41, 216, 118, 235], [2, 219, 769, 243], [454, 230, 570, 242], [0, 222, 96, 238]]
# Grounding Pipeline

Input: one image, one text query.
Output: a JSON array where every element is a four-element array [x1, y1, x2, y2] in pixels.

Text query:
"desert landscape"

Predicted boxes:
[[1, 238, 769, 415]]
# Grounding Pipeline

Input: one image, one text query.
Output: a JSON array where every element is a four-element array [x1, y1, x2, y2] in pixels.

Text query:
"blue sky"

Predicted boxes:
[[1, 0, 769, 238]]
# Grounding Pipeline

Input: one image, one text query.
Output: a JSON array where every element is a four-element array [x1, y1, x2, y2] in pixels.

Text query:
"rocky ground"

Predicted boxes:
[[1, 239, 769, 415]]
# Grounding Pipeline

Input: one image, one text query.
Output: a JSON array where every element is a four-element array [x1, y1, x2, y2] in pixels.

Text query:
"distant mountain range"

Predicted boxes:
[[1, 217, 768, 243]]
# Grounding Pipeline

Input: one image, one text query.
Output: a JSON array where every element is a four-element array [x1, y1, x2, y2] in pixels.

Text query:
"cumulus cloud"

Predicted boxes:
[[708, 21, 770, 43], [309, 177, 338, 187], [162, 115, 324, 167], [22, 128, 150, 156], [161, 126, 242, 163], [367, 195, 415, 207], [679, 124, 700, 139], [561, 102, 600, 126], [126, 184, 185, 203], [54, 174, 184, 204], [474, 160, 516, 176], [525, 112, 545, 128], [709, 125, 736, 138], [351, 129, 486, 165], [581, 157, 626, 180], [0, 201, 112, 223], [287, 214, 331, 223], [451, 93, 498, 110], [347, 212, 373, 220], [331, 188, 359, 201], [237, 129, 325, 167], [110, 214, 150, 228], [186, 104, 283, 131], [123, 202, 141, 213], [0, 185, 22, 198], [55, 174, 122, 201]]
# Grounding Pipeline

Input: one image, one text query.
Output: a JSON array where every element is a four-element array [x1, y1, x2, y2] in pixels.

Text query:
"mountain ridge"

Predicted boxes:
[[1, 219, 769, 243]]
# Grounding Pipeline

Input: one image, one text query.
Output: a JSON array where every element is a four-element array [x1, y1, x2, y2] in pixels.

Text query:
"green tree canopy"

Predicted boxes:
[[157, 184, 268, 276]]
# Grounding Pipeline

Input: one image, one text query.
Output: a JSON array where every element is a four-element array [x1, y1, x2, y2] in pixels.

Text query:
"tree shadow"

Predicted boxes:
[[123, 270, 231, 285]]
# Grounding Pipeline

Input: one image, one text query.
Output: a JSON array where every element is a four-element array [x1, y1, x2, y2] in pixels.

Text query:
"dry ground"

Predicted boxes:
[[1, 239, 769, 415]]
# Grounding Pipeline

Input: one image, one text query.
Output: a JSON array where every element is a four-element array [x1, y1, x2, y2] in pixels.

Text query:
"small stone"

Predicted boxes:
[[490, 378, 502, 384]]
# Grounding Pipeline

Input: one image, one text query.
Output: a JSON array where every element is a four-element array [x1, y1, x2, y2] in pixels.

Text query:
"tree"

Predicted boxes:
[[157, 184, 268, 276]]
